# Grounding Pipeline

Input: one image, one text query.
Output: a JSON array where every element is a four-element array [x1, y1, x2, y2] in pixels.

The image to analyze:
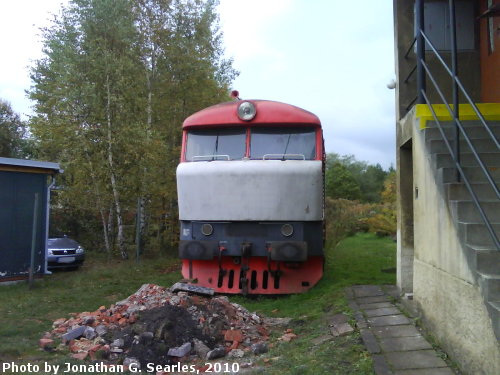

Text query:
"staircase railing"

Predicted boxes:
[[411, 0, 499, 250]]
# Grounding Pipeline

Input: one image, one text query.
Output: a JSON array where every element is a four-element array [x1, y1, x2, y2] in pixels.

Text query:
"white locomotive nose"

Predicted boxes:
[[176, 160, 323, 222]]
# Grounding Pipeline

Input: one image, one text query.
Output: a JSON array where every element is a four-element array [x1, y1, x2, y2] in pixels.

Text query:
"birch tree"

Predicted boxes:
[[29, 0, 236, 256]]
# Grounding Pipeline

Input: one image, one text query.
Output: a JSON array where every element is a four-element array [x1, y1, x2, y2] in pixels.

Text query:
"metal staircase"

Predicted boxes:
[[423, 120, 500, 340]]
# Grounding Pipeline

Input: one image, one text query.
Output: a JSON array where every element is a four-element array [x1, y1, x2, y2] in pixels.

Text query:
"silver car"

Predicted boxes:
[[47, 236, 85, 269]]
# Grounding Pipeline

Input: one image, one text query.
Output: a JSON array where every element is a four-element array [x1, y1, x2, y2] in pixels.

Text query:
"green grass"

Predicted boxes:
[[0, 255, 182, 361], [232, 232, 396, 375], [0, 233, 396, 375]]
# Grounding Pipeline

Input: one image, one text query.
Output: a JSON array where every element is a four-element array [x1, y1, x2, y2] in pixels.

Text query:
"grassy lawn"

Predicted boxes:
[[0, 232, 396, 374]]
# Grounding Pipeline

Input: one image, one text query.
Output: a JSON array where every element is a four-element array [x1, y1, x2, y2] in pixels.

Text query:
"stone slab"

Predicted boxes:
[[359, 302, 394, 310], [330, 313, 349, 325], [372, 354, 393, 375], [354, 311, 365, 323], [379, 336, 432, 352], [364, 307, 402, 317], [385, 350, 448, 370], [348, 300, 359, 310], [382, 284, 400, 299], [352, 285, 385, 298], [311, 334, 333, 346], [394, 368, 454, 375], [330, 322, 354, 336], [360, 329, 381, 354], [356, 320, 368, 329], [355, 296, 391, 304], [368, 314, 411, 327], [372, 325, 421, 338]]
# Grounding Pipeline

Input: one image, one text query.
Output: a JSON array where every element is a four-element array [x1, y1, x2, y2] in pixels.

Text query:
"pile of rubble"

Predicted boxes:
[[39, 283, 285, 371]]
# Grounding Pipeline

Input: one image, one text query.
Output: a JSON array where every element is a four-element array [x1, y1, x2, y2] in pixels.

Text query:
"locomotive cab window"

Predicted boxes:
[[250, 127, 316, 160], [185, 129, 246, 161]]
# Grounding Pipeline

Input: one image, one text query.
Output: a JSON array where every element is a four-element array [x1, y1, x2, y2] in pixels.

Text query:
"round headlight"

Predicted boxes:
[[237, 101, 256, 121], [281, 224, 294, 237], [201, 223, 213, 236], [76, 246, 84, 254]]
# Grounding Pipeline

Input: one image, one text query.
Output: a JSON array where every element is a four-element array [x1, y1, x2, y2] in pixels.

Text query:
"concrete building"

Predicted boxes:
[[393, 1, 499, 374]]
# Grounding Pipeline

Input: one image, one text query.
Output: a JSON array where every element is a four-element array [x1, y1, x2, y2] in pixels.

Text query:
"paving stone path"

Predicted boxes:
[[345, 285, 458, 375]]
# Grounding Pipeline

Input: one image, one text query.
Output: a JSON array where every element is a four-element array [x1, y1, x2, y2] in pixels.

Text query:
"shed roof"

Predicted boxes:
[[0, 157, 61, 174]]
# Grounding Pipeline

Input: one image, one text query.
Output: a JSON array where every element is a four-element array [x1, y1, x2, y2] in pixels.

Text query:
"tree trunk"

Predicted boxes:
[[107, 203, 115, 248], [83, 146, 111, 253], [106, 74, 127, 259]]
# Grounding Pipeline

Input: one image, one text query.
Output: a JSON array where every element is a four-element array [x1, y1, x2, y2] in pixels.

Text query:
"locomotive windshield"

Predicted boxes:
[[250, 127, 316, 160], [185, 129, 246, 161]]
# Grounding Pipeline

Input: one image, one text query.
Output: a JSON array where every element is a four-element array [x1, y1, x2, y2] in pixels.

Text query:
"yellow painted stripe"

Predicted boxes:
[[415, 103, 500, 129]]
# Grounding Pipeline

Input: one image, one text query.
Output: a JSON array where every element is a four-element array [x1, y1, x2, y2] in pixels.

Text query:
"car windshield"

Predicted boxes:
[[185, 129, 246, 161], [250, 127, 316, 160]]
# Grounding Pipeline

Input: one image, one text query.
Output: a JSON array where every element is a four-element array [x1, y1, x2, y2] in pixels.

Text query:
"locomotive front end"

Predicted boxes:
[[176, 100, 325, 294]]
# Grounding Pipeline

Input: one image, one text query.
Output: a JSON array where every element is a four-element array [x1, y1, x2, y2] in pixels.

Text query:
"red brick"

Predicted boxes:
[[53, 327, 66, 334], [52, 318, 66, 328], [224, 329, 243, 342], [39, 338, 54, 349], [256, 326, 269, 336], [71, 352, 88, 361], [89, 344, 102, 352], [230, 340, 239, 350]]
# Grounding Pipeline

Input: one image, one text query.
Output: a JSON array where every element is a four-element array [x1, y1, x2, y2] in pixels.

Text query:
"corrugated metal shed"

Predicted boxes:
[[0, 157, 61, 282]]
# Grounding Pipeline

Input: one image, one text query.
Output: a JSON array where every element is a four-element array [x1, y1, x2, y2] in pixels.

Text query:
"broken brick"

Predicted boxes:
[[224, 329, 243, 343], [39, 338, 54, 350], [45, 283, 272, 368], [280, 332, 297, 342], [71, 352, 88, 361]]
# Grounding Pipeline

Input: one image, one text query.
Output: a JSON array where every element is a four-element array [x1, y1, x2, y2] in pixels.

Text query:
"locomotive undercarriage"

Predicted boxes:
[[179, 221, 324, 294]]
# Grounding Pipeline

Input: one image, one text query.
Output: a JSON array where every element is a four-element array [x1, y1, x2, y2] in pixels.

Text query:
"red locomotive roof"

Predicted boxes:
[[183, 100, 321, 128]]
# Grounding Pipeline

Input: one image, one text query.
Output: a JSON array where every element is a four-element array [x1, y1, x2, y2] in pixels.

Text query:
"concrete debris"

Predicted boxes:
[[95, 325, 107, 337], [227, 349, 245, 358], [251, 342, 268, 355], [206, 346, 226, 360], [43, 283, 284, 370], [170, 282, 215, 296], [123, 357, 140, 370], [167, 342, 191, 357], [111, 338, 124, 348], [83, 326, 96, 340], [193, 338, 210, 359], [62, 326, 86, 343]]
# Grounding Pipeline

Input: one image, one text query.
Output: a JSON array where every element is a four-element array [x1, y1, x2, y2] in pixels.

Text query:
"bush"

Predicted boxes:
[[325, 198, 374, 245]]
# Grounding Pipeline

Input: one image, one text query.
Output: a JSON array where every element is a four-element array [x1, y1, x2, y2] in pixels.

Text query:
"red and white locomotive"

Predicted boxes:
[[176, 97, 325, 294]]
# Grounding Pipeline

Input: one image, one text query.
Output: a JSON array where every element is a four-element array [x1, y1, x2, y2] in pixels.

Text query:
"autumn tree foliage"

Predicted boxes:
[[29, 0, 237, 256], [325, 153, 396, 240], [0, 99, 31, 158]]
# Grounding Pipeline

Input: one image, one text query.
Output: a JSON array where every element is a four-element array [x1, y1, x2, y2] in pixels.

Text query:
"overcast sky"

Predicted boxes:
[[0, 0, 396, 168]]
